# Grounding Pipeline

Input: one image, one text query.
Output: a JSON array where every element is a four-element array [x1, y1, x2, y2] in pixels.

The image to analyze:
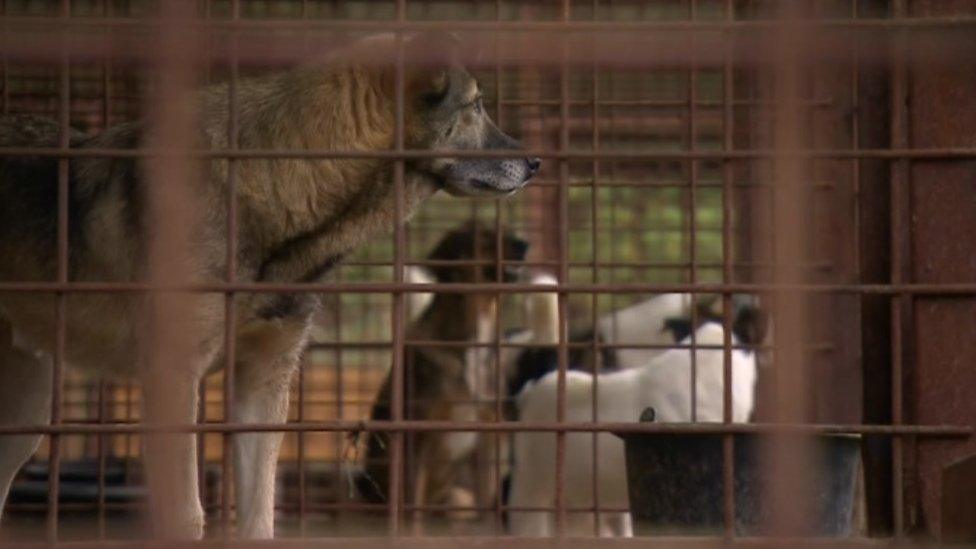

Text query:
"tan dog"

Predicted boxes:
[[0, 33, 538, 538]]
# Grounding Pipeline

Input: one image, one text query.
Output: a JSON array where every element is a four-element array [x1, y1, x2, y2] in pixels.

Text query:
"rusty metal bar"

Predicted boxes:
[[687, 0, 700, 424], [46, 0, 71, 540], [305, 339, 833, 353], [389, 0, 407, 535], [197, 381, 208, 514], [498, 98, 835, 108], [589, 0, 602, 532], [721, 0, 736, 539], [4, 15, 976, 32], [766, 0, 814, 536], [492, 0, 506, 529], [889, 0, 911, 537], [319, 258, 834, 270], [220, 0, 241, 536], [1, 0, 7, 114], [3, 145, 976, 160], [0, 420, 968, 437], [140, 0, 202, 538], [0, 535, 928, 549], [96, 380, 107, 538], [99, 0, 110, 129], [553, 0, 571, 535], [492, 208, 504, 534], [3, 281, 976, 295], [296, 354, 308, 534]]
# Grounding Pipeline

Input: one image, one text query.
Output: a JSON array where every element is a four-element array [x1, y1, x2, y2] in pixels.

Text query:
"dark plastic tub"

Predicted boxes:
[[618, 424, 860, 536]]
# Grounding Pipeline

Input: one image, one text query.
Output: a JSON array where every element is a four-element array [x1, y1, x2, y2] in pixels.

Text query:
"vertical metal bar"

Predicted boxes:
[[296, 355, 307, 534], [492, 3, 505, 531], [491, 210, 504, 533], [687, 0, 699, 423], [721, 0, 736, 540], [96, 6, 112, 525], [124, 381, 133, 484], [318, 9, 340, 535], [195, 0, 210, 519], [47, 0, 71, 540], [295, 1, 310, 534], [389, 0, 407, 536], [554, 0, 571, 536], [96, 380, 107, 538], [767, 1, 812, 536], [197, 382, 208, 514], [889, 0, 909, 537], [100, 0, 111, 130], [295, 0, 308, 537], [221, 0, 241, 535], [203, 0, 213, 85], [1, 0, 7, 114], [328, 266, 344, 534], [851, 0, 862, 282], [143, 0, 202, 539], [607, 0, 620, 339], [589, 0, 601, 534]]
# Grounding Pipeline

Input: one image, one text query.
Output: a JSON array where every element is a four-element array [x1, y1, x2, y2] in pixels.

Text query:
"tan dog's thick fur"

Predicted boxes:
[[357, 224, 528, 523], [0, 33, 537, 538]]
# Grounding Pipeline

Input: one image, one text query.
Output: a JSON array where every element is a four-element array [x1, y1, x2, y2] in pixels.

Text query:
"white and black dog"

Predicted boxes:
[[507, 294, 765, 537]]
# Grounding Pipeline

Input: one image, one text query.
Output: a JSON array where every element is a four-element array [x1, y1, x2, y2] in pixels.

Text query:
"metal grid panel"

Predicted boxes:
[[0, 0, 973, 543]]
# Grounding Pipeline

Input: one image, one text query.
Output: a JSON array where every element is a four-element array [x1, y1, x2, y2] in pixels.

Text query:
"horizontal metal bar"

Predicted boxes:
[[24, 537, 910, 549], [499, 98, 836, 108], [1, 146, 976, 160], [305, 340, 833, 353], [4, 500, 633, 515], [333, 258, 833, 270], [0, 420, 969, 437], [1, 281, 974, 295], [272, 502, 631, 514], [4, 15, 976, 33]]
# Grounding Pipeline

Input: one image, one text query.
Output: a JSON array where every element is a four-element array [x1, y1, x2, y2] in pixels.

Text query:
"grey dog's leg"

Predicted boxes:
[[0, 340, 52, 519], [232, 319, 307, 539]]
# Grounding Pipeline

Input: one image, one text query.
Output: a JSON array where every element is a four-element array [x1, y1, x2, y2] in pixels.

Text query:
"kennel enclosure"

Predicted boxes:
[[0, 0, 974, 544]]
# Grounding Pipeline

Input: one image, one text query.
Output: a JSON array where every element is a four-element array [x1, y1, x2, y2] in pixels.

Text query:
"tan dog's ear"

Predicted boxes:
[[404, 31, 461, 102]]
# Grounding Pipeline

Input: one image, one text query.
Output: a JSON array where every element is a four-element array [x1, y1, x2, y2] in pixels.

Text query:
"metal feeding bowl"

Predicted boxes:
[[617, 408, 860, 537]]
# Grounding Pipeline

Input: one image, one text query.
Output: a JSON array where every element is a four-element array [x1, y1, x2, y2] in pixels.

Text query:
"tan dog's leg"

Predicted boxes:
[[233, 319, 307, 539], [0, 340, 51, 519]]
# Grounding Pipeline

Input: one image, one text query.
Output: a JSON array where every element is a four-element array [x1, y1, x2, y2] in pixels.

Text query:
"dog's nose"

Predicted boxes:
[[526, 157, 541, 176]]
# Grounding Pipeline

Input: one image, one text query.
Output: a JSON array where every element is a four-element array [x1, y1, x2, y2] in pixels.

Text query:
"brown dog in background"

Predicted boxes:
[[356, 223, 528, 522]]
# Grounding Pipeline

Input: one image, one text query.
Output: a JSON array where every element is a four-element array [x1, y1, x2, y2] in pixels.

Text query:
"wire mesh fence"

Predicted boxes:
[[0, 0, 974, 544]]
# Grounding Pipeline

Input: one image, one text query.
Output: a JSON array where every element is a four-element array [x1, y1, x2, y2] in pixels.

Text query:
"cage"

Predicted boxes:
[[0, 0, 974, 545]]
